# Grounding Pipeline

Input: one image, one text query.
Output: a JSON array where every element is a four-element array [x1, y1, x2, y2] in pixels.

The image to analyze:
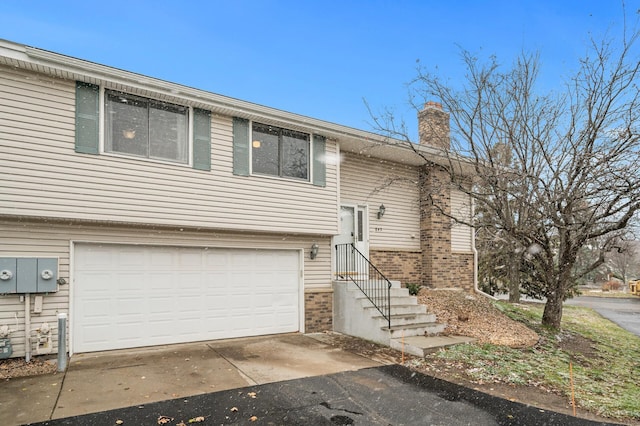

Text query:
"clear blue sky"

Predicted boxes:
[[0, 1, 633, 141]]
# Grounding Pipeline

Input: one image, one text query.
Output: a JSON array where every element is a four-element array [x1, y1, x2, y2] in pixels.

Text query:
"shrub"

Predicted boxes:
[[405, 282, 421, 296], [602, 280, 621, 292]]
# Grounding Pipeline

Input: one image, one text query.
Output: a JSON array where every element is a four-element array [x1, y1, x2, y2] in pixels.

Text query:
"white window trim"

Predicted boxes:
[[249, 119, 315, 184], [98, 87, 194, 167]]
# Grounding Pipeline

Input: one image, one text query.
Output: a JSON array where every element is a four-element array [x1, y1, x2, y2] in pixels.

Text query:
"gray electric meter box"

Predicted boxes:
[[0, 258, 58, 294]]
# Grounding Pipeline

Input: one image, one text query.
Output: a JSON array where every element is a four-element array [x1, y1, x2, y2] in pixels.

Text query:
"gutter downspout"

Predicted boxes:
[[472, 244, 497, 300]]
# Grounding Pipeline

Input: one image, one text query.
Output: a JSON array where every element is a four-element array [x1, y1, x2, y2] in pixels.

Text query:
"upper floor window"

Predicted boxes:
[[251, 122, 309, 180], [104, 90, 189, 164]]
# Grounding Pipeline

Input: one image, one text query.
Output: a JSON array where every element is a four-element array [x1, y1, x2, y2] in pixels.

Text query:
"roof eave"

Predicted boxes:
[[0, 39, 472, 173]]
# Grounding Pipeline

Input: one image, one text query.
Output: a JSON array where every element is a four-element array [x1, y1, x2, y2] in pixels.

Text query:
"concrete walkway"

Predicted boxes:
[[1, 334, 380, 426]]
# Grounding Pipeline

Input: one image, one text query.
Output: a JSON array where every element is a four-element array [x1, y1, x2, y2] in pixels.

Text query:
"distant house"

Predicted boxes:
[[0, 39, 475, 358]]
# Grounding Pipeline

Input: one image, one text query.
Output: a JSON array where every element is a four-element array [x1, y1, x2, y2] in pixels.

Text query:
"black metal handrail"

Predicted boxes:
[[335, 243, 392, 329]]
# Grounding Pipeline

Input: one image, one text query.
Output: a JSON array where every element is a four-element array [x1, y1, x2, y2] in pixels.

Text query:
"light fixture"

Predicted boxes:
[[310, 243, 319, 260], [377, 204, 386, 219], [122, 129, 136, 139], [252, 140, 261, 148]]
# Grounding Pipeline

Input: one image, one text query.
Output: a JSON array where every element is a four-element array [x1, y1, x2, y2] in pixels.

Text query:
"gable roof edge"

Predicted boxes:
[[1, 39, 473, 174]]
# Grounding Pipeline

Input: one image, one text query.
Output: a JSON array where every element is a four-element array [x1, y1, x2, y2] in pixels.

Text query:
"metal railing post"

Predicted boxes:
[[334, 243, 392, 329]]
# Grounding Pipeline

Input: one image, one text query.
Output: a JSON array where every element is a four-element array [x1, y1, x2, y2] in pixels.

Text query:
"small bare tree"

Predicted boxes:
[[372, 18, 640, 328], [607, 238, 640, 286]]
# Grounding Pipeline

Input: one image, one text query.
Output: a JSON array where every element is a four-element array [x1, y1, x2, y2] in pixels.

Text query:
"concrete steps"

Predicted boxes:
[[365, 303, 428, 316], [389, 335, 476, 357], [384, 322, 446, 338], [333, 279, 469, 354], [373, 312, 437, 327]]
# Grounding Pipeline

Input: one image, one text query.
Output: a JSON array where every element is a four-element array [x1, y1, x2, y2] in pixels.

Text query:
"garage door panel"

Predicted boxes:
[[117, 248, 146, 267], [180, 274, 203, 292], [116, 300, 145, 317], [229, 252, 249, 266], [148, 320, 173, 337], [76, 271, 111, 289], [180, 252, 203, 266], [175, 319, 201, 333], [175, 299, 202, 316], [116, 272, 145, 289], [115, 321, 144, 338], [80, 335, 112, 352], [148, 273, 174, 290], [203, 296, 230, 310], [76, 246, 109, 268], [203, 251, 226, 265], [149, 294, 174, 309], [73, 244, 300, 353]]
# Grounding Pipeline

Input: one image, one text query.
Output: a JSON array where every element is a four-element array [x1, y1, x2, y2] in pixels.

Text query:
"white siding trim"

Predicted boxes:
[[297, 249, 306, 335]]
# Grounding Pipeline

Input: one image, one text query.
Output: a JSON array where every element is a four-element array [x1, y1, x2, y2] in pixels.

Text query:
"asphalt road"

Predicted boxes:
[[28, 365, 616, 426], [565, 296, 640, 337]]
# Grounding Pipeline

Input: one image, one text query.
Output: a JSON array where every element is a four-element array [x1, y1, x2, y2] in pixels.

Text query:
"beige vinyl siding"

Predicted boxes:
[[0, 224, 70, 359], [340, 152, 420, 250], [451, 189, 473, 252], [0, 65, 338, 235], [0, 219, 332, 357]]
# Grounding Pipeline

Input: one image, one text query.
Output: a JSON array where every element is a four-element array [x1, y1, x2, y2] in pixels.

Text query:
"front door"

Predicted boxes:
[[334, 205, 368, 277]]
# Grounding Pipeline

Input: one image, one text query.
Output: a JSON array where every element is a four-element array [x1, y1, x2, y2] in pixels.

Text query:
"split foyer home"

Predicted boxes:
[[0, 39, 475, 359]]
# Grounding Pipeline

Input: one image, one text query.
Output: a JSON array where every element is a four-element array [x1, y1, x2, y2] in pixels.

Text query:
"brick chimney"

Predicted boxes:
[[418, 101, 450, 150], [418, 101, 474, 291]]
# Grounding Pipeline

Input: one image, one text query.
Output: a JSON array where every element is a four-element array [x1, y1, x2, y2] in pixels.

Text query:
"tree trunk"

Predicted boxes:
[[508, 253, 521, 303], [542, 292, 563, 328]]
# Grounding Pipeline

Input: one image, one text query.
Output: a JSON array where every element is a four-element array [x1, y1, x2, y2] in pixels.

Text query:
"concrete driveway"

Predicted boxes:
[[1, 334, 380, 426], [565, 296, 640, 337], [25, 364, 616, 426], [2, 333, 621, 426]]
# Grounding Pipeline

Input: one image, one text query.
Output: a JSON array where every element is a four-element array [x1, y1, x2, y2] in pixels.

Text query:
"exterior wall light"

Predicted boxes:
[[310, 243, 319, 260], [377, 204, 386, 219]]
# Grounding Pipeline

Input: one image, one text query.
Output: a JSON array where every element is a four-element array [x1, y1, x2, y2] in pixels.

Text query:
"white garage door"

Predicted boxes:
[[73, 244, 301, 353]]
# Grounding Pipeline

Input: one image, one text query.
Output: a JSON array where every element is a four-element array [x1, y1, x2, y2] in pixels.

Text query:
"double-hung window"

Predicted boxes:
[[104, 90, 189, 164], [251, 122, 310, 180]]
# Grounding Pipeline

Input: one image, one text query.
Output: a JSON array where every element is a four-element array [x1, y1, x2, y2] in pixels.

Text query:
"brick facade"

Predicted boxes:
[[418, 102, 475, 292], [304, 291, 333, 332], [420, 165, 455, 289], [451, 252, 475, 292], [369, 250, 422, 285]]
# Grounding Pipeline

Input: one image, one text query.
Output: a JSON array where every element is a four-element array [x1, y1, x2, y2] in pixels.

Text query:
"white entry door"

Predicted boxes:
[[72, 244, 301, 353], [334, 205, 368, 276]]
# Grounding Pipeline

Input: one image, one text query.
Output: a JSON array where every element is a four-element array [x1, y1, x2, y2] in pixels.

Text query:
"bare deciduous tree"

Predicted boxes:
[[607, 238, 640, 286], [372, 20, 640, 328]]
